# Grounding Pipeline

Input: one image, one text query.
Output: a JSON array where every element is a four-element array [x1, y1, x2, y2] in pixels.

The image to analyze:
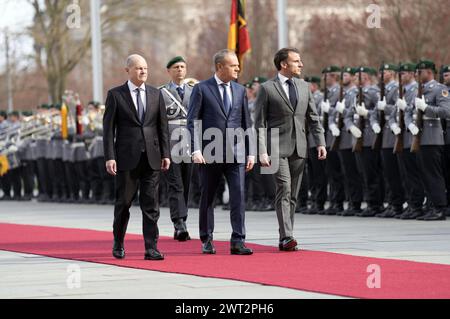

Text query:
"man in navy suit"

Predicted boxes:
[[187, 49, 255, 255]]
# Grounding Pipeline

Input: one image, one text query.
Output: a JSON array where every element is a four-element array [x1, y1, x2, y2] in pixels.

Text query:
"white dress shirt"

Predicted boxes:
[[127, 80, 147, 113], [278, 73, 297, 100], [214, 74, 233, 105]]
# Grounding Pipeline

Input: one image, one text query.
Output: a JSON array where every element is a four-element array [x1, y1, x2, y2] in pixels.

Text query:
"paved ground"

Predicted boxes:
[[1, 200, 449, 299]]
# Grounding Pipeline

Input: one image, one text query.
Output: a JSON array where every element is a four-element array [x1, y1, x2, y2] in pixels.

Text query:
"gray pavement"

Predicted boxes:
[[0, 200, 449, 299]]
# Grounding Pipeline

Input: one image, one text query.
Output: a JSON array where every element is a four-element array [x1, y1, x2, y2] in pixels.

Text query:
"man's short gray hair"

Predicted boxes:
[[126, 54, 145, 68], [213, 49, 237, 69]]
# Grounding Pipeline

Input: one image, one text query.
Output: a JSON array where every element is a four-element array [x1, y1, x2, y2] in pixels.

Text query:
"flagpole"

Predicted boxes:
[[277, 0, 288, 49], [91, 0, 103, 103]]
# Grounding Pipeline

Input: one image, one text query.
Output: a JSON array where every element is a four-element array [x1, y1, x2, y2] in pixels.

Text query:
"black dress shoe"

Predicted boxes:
[[230, 242, 253, 255], [202, 240, 216, 254], [174, 230, 191, 241], [356, 207, 380, 217], [279, 237, 298, 251], [417, 209, 446, 221], [295, 205, 309, 214], [144, 248, 164, 260], [112, 240, 125, 259]]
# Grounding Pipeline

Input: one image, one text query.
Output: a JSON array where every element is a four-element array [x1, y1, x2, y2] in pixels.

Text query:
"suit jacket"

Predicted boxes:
[[187, 76, 253, 162], [103, 82, 170, 171], [254, 76, 325, 158]]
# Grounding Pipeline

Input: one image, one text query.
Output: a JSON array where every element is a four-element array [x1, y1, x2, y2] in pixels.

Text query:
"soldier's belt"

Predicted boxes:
[[71, 142, 85, 148], [168, 119, 187, 125], [422, 116, 441, 121]]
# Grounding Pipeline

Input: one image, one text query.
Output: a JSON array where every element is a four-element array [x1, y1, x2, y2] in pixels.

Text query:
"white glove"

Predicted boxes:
[[390, 123, 401, 135], [372, 123, 381, 134], [356, 103, 369, 118], [408, 123, 419, 136], [415, 96, 428, 112], [377, 98, 386, 111], [350, 125, 362, 138], [396, 98, 407, 111], [336, 100, 346, 114], [329, 124, 340, 137], [321, 100, 330, 113]]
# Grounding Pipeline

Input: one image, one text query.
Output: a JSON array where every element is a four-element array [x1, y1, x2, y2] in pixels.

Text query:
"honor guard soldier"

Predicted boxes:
[[412, 60, 450, 220], [392, 63, 426, 219], [441, 65, 450, 216], [373, 63, 405, 218], [160, 56, 193, 241], [345, 66, 385, 217]]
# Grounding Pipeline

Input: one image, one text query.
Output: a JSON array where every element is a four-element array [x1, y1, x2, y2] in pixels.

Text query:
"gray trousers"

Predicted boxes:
[[274, 152, 306, 240]]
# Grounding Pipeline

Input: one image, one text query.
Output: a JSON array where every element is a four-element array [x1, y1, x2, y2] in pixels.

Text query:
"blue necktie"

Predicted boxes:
[[176, 86, 184, 101], [135, 88, 145, 123], [286, 79, 297, 108], [220, 83, 231, 115]]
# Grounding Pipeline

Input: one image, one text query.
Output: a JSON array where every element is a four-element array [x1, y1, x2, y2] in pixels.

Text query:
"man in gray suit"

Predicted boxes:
[[160, 56, 194, 241], [255, 48, 326, 251]]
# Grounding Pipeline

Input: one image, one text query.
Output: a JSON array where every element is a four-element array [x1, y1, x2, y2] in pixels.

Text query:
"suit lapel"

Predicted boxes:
[[273, 78, 294, 112], [120, 83, 140, 123], [207, 78, 227, 117]]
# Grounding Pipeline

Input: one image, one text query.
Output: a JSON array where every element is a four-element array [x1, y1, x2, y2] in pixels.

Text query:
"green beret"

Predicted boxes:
[[22, 111, 33, 116], [252, 76, 267, 84], [8, 111, 20, 117], [441, 65, 450, 73], [342, 66, 357, 75], [0, 111, 7, 118], [322, 65, 341, 74], [416, 60, 436, 71], [244, 82, 252, 88], [166, 56, 186, 69], [358, 66, 377, 76], [399, 63, 416, 72], [304, 76, 321, 84], [379, 63, 399, 72]]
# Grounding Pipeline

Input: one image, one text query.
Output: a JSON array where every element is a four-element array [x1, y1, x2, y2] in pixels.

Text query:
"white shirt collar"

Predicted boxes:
[[128, 80, 146, 92], [214, 74, 230, 87], [278, 73, 291, 84]]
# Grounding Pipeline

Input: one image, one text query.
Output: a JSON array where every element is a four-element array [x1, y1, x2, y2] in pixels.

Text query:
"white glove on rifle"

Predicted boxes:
[[408, 123, 419, 136], [321, 100, 330, 113], [356, 103, 369, 118], [350, 125, 362, 138], [372, 123, 381, 134], [415, 96, 428, 112], [390, 123, 401, 135], [377, 98, 386, 111], [329, 123, 340, 137], [335, 100, 346, 114], [396, 98, 407, 111]]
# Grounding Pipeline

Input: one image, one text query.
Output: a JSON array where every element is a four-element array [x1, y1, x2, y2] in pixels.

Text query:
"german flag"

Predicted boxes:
[[227, 0, 251, 70]]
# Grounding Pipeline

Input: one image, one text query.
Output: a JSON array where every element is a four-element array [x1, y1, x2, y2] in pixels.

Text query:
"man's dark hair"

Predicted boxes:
[[274, 47, 300, 71]]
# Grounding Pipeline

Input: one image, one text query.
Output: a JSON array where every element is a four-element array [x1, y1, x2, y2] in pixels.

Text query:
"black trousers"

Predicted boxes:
[[74, 160, 91, 200], [36, 158, 51, 198], [381, 148, 405, 208], [417, 145, 447, 208], [338, 149, 364, 206], [20, 160, 35, 197], [356, 147, 384, 207], [166, 161, 192, 224], [63, 161, 79, 200], [113, 152, 160, 250], [397, 150, 425, 209], [326, 149, 345, 205], [308, 147, 327, 205]]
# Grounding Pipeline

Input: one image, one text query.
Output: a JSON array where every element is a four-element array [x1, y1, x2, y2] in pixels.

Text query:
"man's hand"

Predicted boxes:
[[317, 146, 327, 160], [415, 96, 428, 112], [372, 123, 381, 134], [320, 100, 330, 114], [356, 103, 369, 118], [408, 123, 419, 136], [350, 125, 362, 138], [390, 123, 401, 135], [161, 158, 171, 171], [260, 153, 271, 167], [192, 152, 206, 164], [336, 100, 346, 114], [329, 123, 340, 137], [396, 98, 407, 111], [246, 156, 255, 172], [377, 98, 386, 111], [106, 160, 117, 176]]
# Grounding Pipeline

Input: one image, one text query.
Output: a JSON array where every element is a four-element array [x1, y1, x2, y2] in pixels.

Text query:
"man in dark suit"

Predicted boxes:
[[255, 48, 326, 251], [187, 49, 255, 255], [103, 54, 170, 261]]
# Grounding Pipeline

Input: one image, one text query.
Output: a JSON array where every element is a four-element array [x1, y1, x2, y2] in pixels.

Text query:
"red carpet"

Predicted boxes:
[[1, 222, 449, 299]]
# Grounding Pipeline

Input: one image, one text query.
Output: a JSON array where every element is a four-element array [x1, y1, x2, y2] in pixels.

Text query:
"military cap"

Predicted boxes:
[[441, 65, 450, 73], [0, 111, 7, 118], [416, 60, 436, 71], [8, 111, 20, 117], [252, 76, 267, 84], [166, 56, 186, 69], [322, 65, 341, 74], [304, 76, 321, 84], [244, 82, 252, 88], [399, 63, 416, 72], [379, 63, 399, 72], [342, 66, 357, 75], [22, 111, 33, 116], [358, 66, 377, 76]]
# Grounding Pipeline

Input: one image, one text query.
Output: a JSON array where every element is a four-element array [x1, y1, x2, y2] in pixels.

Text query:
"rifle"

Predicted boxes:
[[330, 70, 344, 151], [393, 66, 404, 154], [410, 69, 423, 153], [352, 69, 364, 153], [322, 73, 329, 132], [372, 64, 385, 150]]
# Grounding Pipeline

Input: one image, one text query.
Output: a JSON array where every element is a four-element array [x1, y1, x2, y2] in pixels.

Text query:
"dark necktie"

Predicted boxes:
[[286, 79, 297, 108], [135, 88, 145, 123], [220, 83, 231, 115], [176, 86, 184, 101]]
